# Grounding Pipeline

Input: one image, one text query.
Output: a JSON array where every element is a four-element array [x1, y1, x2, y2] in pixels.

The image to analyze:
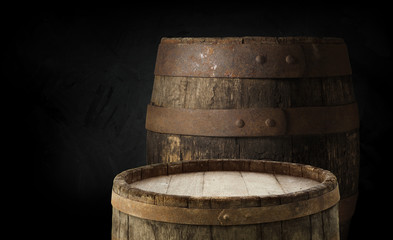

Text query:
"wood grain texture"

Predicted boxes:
[[112, 159, 339, 240], [130, 171, 319, 197], [113, 207, 339, 240], [146, 74, 359, 239]]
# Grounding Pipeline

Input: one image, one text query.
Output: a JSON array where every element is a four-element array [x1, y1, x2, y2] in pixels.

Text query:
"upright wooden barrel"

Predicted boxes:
[[146, 37, 359, 238], [112, 159, 340, 240]]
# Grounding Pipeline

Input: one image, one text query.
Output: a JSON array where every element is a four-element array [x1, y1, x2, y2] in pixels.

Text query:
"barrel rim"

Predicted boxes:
[[160, 36, 345, 44], [154, 37, 351, 78], [112, 159, 338, 209]]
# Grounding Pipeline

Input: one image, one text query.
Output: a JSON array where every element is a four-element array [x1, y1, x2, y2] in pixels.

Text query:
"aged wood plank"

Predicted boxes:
[[138, 217, 212, 240], [111, 208, 120, 239], [281, 215, 311, 240], [130, 175, 170, 194], [275, 174, 320, 193], [150, 76, 355, 110], [118, 210, 129, 240], [180, 134, 239, 160], [238, 136, 292, 162], [310, 212, 324, 240], [202, 171, 248, 197], [211, 225, 261, 240], [260, 221, 282, 240], [129, 171, 320, 197], [325, 130, 360, 198], [240, 171, 284, 196], [166, 172, 204, 197], [128, 215, 157, 240], [322, 205, 340, 240]]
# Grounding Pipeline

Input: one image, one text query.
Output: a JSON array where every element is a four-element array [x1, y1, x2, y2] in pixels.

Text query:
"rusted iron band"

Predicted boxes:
[[145, 103, 359, 137], [339, 193, 358, 222], [111, 186, 339, 226], [154, 39, 351, 78]]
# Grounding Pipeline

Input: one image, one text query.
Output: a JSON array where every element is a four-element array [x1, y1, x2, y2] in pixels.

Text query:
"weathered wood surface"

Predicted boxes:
[[113, 207, 338, 240], [147, 76, 359, 195], [112, 159, 339, 240], [146, 74, 359, 239], [130, 171, 320, 197], [146, 37, 359, 239]]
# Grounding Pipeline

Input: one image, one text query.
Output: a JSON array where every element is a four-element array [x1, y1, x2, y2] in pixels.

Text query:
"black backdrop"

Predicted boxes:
[[12, 6, 392, 239]]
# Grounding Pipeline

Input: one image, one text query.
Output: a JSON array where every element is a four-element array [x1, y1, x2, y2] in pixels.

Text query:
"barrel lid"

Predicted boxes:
[[129, 169, 319, 198], [154, 36, 351, 78], [112, 159, 339, 226]]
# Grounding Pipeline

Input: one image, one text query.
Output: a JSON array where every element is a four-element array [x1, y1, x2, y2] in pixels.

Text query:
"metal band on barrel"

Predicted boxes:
[[154, 41, 352, 78], [111, 186, 340, 226], [145, 103, 359, 137]]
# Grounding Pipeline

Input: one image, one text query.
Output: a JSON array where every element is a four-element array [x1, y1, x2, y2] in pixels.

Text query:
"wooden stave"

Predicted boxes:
[[146, 37, 359, 239], [112, 159, 340, 240]]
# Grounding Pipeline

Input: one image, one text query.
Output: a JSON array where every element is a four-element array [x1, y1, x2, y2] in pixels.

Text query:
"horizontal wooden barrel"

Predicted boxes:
[[146, 36, 359, 239], [112, 159, 340, 240]]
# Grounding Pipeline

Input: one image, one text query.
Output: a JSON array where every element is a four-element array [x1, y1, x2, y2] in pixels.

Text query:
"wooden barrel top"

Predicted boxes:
[[112, 159, 339, 226], [130, 171, 319, 197]]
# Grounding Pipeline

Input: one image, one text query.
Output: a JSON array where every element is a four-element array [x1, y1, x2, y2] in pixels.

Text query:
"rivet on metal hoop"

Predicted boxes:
[[265, 119, 276, 127], [285, 55, 295, 64], [235, 119, 245, 128], [255, 55, 266, 64]]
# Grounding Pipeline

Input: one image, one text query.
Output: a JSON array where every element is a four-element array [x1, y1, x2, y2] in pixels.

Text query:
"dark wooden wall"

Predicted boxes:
[[11, 6, 391, 239]]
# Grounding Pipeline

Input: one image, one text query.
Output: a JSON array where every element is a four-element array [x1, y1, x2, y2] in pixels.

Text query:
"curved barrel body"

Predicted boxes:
[[146, 37, 359, 239], [112, 159, 340, 240]]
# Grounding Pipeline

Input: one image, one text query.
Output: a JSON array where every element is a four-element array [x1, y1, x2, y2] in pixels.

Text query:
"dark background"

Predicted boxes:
[[11, 6, 392, 239]]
